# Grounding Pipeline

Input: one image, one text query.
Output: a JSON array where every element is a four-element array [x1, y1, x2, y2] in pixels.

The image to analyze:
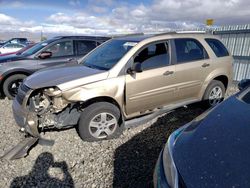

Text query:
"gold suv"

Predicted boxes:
[[13, 33, 233, 143]]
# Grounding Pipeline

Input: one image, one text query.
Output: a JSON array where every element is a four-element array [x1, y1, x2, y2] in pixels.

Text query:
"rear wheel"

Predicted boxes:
[[3, 74, 27, 99], [203, 80, 225, 107], [77, 102, 124, 142]]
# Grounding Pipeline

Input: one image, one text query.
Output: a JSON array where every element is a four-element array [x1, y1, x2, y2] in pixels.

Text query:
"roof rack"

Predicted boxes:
[[110, 33, 144, 38], [175, 30, 207, 34], [53, 36, 110, 40], [154, 30, 207, 36]]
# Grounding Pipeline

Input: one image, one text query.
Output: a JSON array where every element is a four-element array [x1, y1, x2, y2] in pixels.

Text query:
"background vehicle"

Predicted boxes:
[[0, 43, 26, 54], [9, 33, 233, 160], [0, 44, 35, 57], [154, 79, 250, 188], [0, 38, 28, 47], [0, 40, 6, 46], [0, 36, 109, 99]]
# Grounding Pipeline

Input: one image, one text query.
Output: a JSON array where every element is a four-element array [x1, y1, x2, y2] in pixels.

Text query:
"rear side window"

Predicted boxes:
[[174, 38, 208, 63], [76, 40, 97, 55], [205, 38, 229, 57], [134, 42, 169, 70]]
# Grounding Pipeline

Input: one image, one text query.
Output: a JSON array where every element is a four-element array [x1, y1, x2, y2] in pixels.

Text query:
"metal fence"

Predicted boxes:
[[213, 24, 250, 81]]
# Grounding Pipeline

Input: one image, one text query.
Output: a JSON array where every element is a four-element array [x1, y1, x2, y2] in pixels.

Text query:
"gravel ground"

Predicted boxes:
[[0, 85, 238, 188]]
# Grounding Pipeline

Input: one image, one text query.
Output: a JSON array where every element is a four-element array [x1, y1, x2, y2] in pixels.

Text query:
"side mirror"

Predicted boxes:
[[38, 51, 52, 59], [238, 79, 250, 91], [127, 62, 142, 74]]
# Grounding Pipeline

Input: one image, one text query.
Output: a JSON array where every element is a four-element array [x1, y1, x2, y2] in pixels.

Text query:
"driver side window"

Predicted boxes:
[[46, 41, 73, 58], [134, 42, 169, 70]]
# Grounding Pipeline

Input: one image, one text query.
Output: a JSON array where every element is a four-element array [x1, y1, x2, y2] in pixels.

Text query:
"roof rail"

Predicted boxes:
[[175, 30, 206, 34], [154, 31, 177, 36], [153, 30, 207, 36], [110, 33, 144, 38], [53, 36, 110, 40]]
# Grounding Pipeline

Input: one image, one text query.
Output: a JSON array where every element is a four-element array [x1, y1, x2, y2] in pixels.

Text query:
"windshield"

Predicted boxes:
[[21, 39, 55, 56], [82, 39, 137, 70]]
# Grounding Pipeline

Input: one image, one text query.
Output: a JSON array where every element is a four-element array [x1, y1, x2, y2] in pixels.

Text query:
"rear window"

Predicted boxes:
[[205, 38, 229, 57]]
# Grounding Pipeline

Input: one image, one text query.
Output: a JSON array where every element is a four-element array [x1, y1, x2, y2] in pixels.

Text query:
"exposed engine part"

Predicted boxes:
[[28, 88, 69, 115], [39, 106, 81, 129], [44, 87, 62, 97], [26, 88, 79, 132], [29, 92, 51, 115], [52, 97, 68, 113]]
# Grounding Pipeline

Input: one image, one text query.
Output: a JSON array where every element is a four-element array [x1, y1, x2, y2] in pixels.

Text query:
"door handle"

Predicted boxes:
[[202, 63, 210, 68], [163, 71, 174, 76]]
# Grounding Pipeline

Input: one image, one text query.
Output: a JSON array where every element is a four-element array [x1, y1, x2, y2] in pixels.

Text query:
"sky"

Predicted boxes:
[[0, 0, 249, 35]]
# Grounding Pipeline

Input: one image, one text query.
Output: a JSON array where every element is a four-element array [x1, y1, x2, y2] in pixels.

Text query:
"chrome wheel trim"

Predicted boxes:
[[208, 86, 223, 106], [89, 112, 118, 139]]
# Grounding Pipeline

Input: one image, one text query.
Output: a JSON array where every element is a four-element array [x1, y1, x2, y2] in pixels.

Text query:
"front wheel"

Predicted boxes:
[[77, 102, 124, 142], [203, 80, 225, 108], [3, 74, 27, 99]]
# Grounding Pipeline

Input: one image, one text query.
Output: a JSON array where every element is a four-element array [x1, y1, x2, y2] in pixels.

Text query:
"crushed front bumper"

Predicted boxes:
[[12, 97, 39, 137], [1, 98, 53, 160], [1, 136, 39, 160]]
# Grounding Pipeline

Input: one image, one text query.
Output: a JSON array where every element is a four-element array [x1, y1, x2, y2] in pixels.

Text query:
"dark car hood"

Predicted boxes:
[[0, 54, 28, 63], [25, 64, 108, 90], [173, 95, 250, 188]]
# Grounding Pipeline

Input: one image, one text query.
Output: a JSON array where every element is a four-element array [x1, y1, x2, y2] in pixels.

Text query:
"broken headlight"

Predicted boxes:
[[44, 87, 62, 97]]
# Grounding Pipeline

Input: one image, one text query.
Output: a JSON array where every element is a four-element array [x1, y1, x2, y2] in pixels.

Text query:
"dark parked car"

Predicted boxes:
[[154, 79, 250, 188], [0, 36, 109, 99]]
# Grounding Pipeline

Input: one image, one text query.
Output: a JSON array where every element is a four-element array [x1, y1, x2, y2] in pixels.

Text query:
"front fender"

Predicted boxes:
[[62, 76, 125, 109]]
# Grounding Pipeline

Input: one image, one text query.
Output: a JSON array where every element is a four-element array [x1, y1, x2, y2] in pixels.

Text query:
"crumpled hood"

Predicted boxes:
[[24, 64, 108, 90]]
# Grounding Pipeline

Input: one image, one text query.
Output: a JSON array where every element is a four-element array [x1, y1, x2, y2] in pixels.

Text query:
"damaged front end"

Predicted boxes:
[[2, 85, 80, 160]]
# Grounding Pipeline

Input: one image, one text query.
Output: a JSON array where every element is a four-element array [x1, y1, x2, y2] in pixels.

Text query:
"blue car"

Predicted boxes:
[[154, 79, 250, 188]]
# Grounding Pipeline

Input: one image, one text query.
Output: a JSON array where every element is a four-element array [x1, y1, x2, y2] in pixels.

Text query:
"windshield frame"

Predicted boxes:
[[21, 39, 56, 56]]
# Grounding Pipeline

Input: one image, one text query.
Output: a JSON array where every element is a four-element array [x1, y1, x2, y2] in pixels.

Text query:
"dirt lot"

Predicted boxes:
[[0, 85, 238, 188]]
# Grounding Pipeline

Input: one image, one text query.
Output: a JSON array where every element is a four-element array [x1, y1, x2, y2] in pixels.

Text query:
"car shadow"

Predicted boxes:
[[113, 104, 207, 188], [10, 152, 74, 188]]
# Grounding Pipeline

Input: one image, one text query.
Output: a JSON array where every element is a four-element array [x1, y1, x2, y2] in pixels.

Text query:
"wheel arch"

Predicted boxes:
[[199, 74, 229, 100], [80, 96, 123, 116], [213, 75, 229, 89]]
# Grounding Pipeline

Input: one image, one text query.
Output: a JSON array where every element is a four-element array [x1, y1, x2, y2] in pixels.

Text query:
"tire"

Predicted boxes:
[[202, 80, 225, 108], [77, 102, 124, 142], [3, 74, 27, 100]]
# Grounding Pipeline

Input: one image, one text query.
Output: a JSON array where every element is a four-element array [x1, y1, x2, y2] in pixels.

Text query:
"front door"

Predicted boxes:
[[125, 41, 177, 115], [38, 39, 77, 68]]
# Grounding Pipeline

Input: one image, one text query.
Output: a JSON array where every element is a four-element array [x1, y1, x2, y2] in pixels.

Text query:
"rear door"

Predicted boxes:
[[37, 39, 77, 68], [173, 38, 212, 101], [125, 41, 177, 115]]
